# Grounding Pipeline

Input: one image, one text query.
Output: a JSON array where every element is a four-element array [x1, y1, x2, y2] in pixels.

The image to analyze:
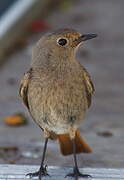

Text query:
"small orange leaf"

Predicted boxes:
[[4, 113, 27, 126]]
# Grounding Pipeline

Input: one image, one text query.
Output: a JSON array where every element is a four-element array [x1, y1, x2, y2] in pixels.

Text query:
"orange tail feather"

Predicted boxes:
[[57, 130, 92, 156]]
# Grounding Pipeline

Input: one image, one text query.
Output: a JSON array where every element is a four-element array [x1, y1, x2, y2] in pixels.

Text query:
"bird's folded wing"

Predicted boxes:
[[19, 69, 32, 110], [83, 67, 95, 108]]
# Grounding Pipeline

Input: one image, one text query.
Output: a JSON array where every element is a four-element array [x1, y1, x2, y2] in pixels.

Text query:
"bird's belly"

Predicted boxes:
[[28, 81, 87, 134]]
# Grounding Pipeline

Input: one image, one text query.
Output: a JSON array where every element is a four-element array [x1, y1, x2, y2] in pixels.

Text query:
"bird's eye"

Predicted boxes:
[[57, 38, 68, 46]]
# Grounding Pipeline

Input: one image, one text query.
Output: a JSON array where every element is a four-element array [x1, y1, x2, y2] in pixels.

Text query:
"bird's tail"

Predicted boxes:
[[57, 130, 92, 156]]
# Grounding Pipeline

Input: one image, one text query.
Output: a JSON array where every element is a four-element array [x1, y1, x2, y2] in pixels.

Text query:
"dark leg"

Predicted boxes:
[[26, 137, 49, 180], [66, 139, 91, 180]]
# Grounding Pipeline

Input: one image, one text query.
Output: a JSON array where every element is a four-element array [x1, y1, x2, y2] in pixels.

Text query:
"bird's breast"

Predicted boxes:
[[28, 68, 87, 133]]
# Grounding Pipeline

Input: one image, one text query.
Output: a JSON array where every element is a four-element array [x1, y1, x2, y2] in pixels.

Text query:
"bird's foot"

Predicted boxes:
[[65, 167, 91, 180], [26, 171, 39, 178], [26, 165, 49, 179]]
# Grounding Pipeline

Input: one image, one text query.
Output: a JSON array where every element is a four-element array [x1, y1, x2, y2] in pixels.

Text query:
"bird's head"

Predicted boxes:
[[32, 29, 97, 66]]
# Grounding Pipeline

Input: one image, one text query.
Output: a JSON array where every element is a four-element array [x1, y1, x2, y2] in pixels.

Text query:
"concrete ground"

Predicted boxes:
[[0, 0, 124, 168]]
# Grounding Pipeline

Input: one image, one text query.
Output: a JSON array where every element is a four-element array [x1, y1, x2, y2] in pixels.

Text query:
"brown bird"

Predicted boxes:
[[19, 28, 97, 180]]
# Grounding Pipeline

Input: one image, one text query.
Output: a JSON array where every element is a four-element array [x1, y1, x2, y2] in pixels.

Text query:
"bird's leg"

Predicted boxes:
[[66, 138, 91, 180], [26, 137, 49, 179]]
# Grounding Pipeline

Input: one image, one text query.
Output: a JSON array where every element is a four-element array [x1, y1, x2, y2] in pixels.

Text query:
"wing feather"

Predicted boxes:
[[83, 67, 95, 108], [19, 68, 32, 109]]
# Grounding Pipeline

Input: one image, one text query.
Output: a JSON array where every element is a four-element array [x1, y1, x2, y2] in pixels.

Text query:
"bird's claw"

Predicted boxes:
[[65, 167, 92, 179], [26, 164, 50, 179]]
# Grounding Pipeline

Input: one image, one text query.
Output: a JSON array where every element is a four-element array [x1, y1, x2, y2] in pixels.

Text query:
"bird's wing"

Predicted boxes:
[[83, 67, 95, 108], [19, 69, 32, 110]]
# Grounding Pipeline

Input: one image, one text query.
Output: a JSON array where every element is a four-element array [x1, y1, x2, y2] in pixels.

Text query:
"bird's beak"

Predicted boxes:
[[80, 34, 97, 41], [73, 33, 97, 47], [75, 34, 97, 45]]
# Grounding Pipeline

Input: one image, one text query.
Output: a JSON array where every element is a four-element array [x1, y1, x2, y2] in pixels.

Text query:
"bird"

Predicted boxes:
[[19, 28, 97, 180]]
